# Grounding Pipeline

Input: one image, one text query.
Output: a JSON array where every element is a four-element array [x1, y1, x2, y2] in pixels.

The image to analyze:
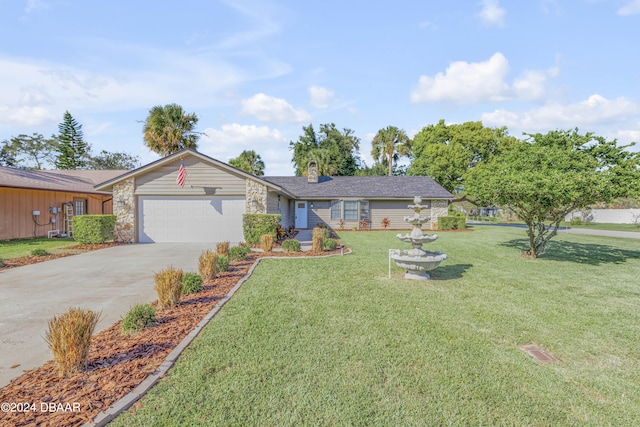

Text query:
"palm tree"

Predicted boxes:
[[371, 126, 410, 176], [228, 150, 266, 176], [143, 104, 199, 156]]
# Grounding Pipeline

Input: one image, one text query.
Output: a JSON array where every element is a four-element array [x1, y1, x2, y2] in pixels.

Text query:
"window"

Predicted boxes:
[[73, 198, 87, 215], [344, 201, 358, 220], [359, 200, 370, 220], [330, 200, 341, 220]]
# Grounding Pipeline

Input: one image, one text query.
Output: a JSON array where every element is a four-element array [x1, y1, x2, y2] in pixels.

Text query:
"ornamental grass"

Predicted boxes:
[[154, 266, 184, 309], [44, 307, 101, 377], [198, 250, 218, 281]]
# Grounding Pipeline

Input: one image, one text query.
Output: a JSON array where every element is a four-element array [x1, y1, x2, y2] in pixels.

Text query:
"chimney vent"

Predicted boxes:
[[307, 160, 318, 183]]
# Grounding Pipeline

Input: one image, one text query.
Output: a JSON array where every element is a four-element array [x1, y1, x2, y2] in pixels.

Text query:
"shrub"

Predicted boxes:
[[44, 307, 100, 377], [338, 219, 346, 230], [260, 234, 274, 252], [359, 218, 369, 230], [569, 217, 582, 226], [216, 241, 230, 256], [438, 216, 466, 230], [282, 238, 301, 252], [182, 272, 203, 294], [121, 303, 156, 334], [154, 267, 183, 309], [216, 254, 230, 273], [381, 217, 391, 229], [31, 248, 49, 256], [242, 214, 281, 245], [72, 214, 116, 244], [323, 238, 338, 250], [229, 245, 250, 261], [312, 235, 323, 253], [312, 226, 329, 239], [198, 250, 217, 281]]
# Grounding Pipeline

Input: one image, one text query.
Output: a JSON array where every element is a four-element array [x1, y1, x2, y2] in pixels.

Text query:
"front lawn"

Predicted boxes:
[[0, 237, 79, 259], [112, 228, 640, 426]]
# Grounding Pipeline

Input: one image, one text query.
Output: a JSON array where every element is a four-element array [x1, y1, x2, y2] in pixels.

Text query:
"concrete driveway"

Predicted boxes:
[[0, 243, 217, 388]]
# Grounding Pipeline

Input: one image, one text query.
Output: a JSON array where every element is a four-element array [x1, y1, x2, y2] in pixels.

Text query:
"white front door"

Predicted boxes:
[[295, 201, 308, 229]]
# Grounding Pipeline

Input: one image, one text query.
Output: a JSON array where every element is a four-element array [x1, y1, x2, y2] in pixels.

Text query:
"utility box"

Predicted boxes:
[[32, 210, 40, 216]]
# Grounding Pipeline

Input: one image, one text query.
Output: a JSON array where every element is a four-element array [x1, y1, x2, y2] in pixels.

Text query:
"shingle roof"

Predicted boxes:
[[262, 176, 453, 199], [0, 166, 127, 194]]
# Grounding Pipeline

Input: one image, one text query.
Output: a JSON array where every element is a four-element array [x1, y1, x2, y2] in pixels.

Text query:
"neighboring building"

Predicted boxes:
[[0, 167, 125, 240], [95, 149, 453, 243]]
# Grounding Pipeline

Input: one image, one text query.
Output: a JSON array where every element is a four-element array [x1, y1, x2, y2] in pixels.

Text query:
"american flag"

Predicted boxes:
[[176, 160, 187, 187]]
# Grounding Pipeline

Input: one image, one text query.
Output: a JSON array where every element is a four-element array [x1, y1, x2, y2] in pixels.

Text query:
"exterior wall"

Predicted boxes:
[[0, 187, 112, 240], [135, 156, 246, 196], [246, 179, 267, 214], [430, 200, 449, 230], [370, 200, 432, 230], [309, 200, 333, 229], [301, 199, 446, 231], [266, 192, 293, 227], [112, 177, 135, 243], [566, 208, 640, 224]]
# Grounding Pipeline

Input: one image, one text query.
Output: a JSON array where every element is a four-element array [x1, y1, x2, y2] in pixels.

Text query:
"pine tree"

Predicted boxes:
[[54, 111, 90, 169]]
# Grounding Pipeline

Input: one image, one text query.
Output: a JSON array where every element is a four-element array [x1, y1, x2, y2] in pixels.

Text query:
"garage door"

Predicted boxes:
[[138, 196, 246, 243]]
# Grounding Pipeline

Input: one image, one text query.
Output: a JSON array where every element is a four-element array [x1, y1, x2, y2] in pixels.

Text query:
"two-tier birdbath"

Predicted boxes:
[[390, 196, 447, 280]]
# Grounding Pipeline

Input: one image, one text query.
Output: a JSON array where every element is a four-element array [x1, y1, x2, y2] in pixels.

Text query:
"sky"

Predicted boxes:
[[1, 0, 639, 175]]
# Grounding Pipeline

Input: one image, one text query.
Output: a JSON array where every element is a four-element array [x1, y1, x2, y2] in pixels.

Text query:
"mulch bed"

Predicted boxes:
[[0, 248, 343, 427]]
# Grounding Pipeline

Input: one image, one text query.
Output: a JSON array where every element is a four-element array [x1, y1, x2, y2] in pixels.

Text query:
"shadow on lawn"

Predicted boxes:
[[431, 263, 473, 280], [501, 239, 640, 265]]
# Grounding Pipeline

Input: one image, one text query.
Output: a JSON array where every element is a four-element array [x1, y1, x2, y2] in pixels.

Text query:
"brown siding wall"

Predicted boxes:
[[135, 157, 246, 196], [0, 187, 112, 240]]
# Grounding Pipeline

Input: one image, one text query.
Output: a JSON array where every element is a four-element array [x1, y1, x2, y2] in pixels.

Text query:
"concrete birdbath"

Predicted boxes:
[[390, 196, 447, 280]]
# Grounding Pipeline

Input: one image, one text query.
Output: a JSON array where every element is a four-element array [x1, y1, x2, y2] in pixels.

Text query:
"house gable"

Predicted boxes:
[[134, 155, 247, 196]]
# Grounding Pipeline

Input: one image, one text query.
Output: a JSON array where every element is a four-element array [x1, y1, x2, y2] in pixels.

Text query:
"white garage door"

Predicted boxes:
[[138, 196, 246, 243]]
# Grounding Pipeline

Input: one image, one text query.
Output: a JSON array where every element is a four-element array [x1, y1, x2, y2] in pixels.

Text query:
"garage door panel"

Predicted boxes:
[[138, 196, 246, 243]]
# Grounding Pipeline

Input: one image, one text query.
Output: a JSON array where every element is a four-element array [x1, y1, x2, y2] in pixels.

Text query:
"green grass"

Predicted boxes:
[[0, 237, 79, 259], [112, 228, 640, 426]]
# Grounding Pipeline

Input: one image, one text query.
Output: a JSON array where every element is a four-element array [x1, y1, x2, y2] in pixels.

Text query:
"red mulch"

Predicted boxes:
[[0, 248, 343, 427]]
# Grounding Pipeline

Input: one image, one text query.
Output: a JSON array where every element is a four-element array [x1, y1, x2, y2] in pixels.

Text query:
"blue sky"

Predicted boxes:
[[1, 0, 639, 175]]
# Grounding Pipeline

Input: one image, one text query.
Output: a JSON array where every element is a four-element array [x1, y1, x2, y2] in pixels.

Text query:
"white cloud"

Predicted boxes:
[[241, 93, 311, 124], [0, 105, 57, 126], [512, 67, 559, 101], [618, 0, 640, 15], [481, 94, 640, 144], [479, 0, 506, 26], [25, 0, 51, 13], [308, 85, 335, 109], [411, 53, 558, 104], [411, 52, 510, 104], [199, 123, 293, 175]]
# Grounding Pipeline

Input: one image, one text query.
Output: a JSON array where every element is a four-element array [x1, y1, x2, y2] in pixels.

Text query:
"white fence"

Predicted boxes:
[[566, 209, 640, 224]]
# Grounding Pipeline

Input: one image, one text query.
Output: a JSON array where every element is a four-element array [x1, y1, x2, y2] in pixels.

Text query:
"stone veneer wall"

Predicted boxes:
[[246, 179, 267, 214], [430, 200, 449, 230], [112, 177, 135, 243]]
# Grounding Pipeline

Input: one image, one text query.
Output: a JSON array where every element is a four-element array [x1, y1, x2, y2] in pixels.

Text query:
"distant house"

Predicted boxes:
[[0, 167, 125, 240], [95, 149, 453, 243]]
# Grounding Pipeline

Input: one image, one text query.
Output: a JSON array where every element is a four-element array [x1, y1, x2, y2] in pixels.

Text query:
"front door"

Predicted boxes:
[[295, 201, 308, 229]]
